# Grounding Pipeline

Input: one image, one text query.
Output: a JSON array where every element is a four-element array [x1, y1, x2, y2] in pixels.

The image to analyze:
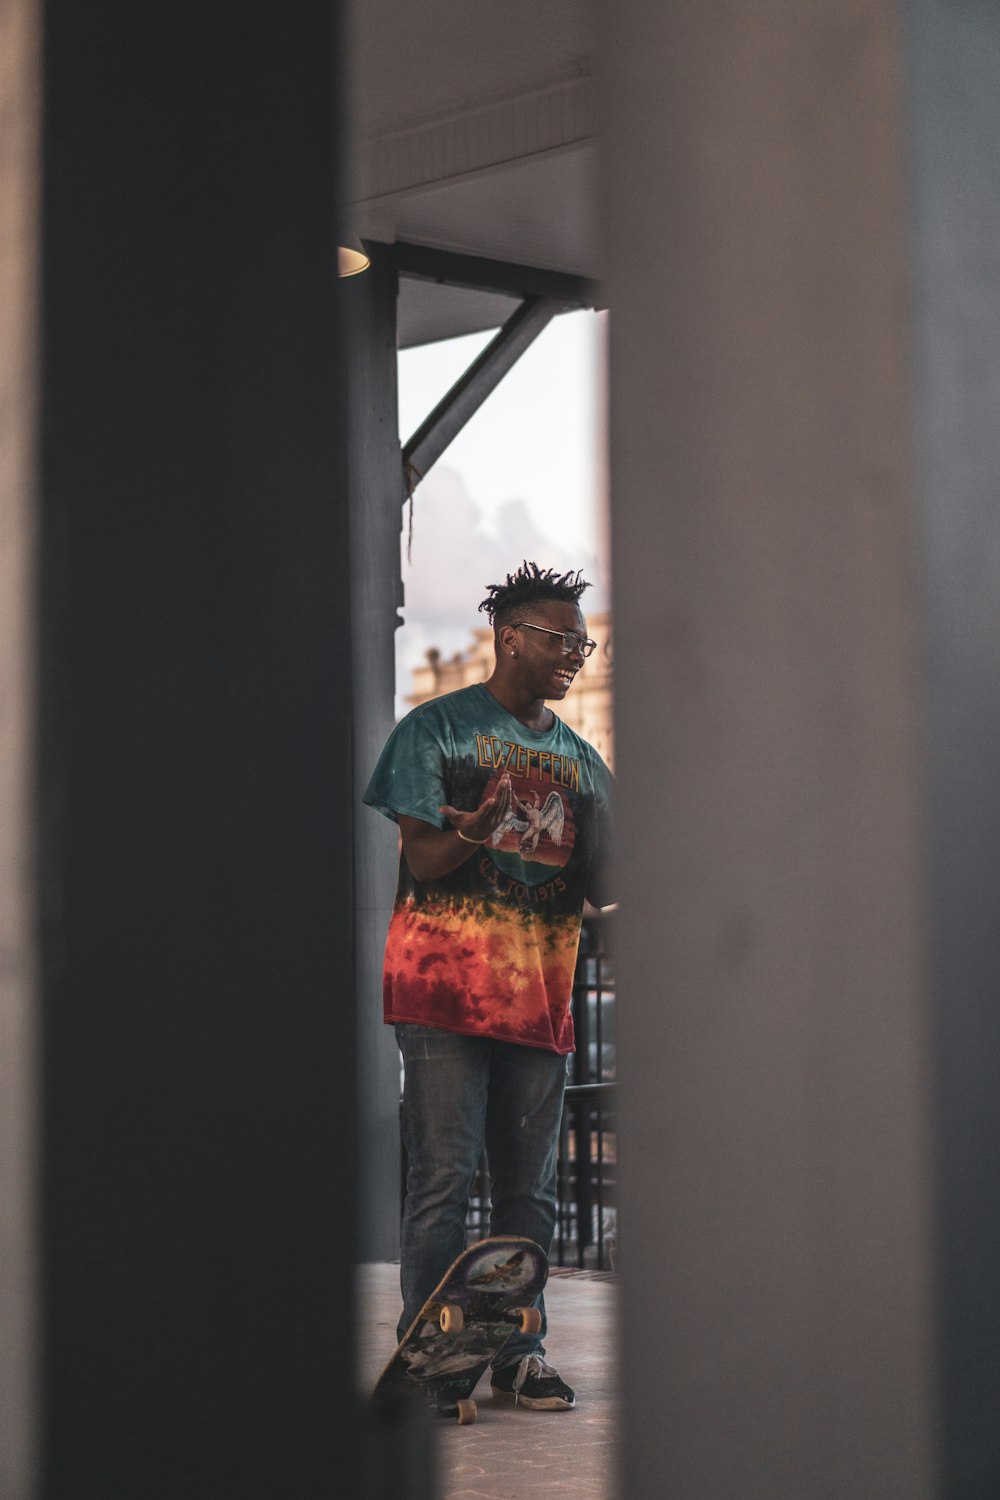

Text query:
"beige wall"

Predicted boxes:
[[605, 2, 936, 1496], [0, 1, 40, 1493]]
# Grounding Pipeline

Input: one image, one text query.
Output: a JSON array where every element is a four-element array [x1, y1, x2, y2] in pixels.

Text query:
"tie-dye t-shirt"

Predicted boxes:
[[363, 683, 613, 1055]]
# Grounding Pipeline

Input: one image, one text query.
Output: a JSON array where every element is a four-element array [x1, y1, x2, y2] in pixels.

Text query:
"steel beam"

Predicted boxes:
[[402, 294, 565, 484], [348, 244, 406, 1263], [392, 240, 598, 307]]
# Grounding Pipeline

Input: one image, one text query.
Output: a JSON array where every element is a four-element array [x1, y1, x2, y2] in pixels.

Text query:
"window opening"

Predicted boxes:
[[396, 305, 616, 1269]]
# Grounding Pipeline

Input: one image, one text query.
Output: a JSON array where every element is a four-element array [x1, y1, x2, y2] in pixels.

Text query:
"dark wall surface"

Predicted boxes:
[[905, 2, 1000, 1493], [38, 5, 359, 1492]]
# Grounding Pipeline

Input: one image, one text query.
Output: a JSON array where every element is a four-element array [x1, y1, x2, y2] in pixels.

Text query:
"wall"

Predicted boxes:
[[605, 3, 938, 1494]]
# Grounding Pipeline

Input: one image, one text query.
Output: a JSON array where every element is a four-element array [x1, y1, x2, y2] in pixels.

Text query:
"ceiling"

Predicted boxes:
[[348, 0, 599, 346]]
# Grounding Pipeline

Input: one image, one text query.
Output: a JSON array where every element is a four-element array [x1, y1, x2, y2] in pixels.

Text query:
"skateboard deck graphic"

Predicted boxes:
[[372, 1236, 548, 1424]]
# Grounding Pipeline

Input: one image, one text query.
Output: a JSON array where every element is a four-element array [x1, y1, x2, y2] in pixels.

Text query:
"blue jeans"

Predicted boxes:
[[395, 1024, 568, 1365]]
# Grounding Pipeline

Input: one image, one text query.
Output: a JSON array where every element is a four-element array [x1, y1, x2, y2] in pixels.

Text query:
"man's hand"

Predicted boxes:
[[440, 773, 514, 845], [399, 776, 515, 882]]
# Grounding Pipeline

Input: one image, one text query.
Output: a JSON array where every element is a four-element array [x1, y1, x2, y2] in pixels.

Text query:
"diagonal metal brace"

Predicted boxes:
[[401, 296, 566, 489]]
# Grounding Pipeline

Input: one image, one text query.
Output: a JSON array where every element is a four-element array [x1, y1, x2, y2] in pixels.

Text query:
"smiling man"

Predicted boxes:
[[363, 561, 613, 1411]]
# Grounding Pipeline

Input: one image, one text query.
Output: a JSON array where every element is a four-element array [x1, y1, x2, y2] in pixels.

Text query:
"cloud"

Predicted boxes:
[[494, 498, 607, 611], [402, 467, 606, 633]]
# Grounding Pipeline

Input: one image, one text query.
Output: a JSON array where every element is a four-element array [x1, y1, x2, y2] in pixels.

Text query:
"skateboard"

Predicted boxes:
[[371, 1236, 548, 1425]]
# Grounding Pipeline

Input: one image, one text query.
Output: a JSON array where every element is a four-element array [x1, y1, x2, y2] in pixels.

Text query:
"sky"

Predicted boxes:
[[395, 308, 609, 712]]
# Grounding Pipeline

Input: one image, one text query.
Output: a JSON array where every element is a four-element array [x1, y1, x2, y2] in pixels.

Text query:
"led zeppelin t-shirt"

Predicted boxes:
[[363, 683, 613, 1055]]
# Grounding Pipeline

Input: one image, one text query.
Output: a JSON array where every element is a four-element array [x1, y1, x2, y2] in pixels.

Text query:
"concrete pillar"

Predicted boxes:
[[604, 3, 937, 1495], [17, 3, 378, 1492], [349, 247, 406, 1260]]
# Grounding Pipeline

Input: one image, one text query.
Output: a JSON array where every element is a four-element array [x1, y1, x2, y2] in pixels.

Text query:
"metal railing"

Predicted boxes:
[[554, 916, 617, 1269]]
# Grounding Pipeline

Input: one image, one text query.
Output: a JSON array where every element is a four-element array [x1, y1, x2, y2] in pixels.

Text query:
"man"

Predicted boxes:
[[363, 561, 613, 1411]]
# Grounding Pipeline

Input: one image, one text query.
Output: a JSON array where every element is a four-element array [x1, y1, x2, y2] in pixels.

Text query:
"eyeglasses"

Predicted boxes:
[[512, 622, 598, 658]]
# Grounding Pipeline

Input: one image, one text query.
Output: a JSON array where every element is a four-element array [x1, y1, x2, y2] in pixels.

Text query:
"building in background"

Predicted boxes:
[[406, 611, 614, 769]]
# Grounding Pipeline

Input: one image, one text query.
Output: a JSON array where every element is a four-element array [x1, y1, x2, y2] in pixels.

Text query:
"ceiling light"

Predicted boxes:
[[338, 235, 370, 277]]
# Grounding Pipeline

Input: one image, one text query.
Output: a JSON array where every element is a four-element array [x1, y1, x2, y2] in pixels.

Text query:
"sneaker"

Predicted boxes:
[[490, 1354, 576, 1411]]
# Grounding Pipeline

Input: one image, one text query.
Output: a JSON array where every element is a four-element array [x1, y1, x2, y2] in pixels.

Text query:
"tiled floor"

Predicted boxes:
[[357, 1263, 618, 1500]]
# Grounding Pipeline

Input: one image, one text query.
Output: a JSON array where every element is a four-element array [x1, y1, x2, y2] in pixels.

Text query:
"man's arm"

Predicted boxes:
[[585, 864, 614, 911], [399, 775, 515, 882], [586, 791, 614, 909]]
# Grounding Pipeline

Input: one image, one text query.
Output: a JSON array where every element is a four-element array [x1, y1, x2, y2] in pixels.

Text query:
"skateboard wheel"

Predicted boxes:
[[439, 1303, 464, 1334], [456, 1399, 477, 1425], [515, 1306, 543, 1336]]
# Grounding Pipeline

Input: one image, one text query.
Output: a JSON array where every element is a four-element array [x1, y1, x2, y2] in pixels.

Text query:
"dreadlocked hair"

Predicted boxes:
[[478, 561, 591, 629]]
